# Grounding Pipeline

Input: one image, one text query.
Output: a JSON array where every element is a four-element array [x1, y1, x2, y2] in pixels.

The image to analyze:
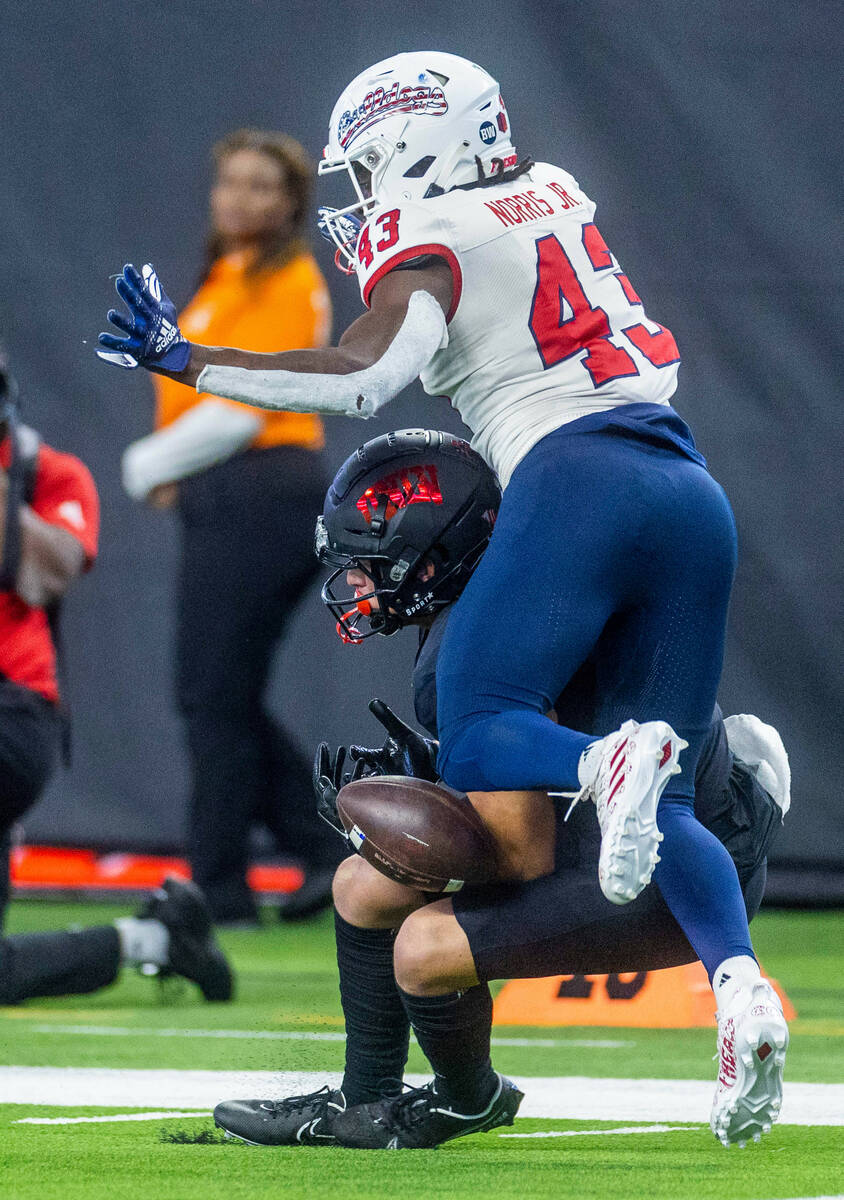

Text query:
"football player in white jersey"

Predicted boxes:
[[98, 50, 787, 1148]]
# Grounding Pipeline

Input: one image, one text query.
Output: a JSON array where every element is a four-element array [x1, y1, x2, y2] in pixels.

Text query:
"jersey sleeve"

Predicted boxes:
[[30, 446, 100, 565], [354, 201, 463, 322]]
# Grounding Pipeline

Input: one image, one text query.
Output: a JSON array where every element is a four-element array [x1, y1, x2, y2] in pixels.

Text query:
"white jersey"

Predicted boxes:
[[353, 162, 680, 485]]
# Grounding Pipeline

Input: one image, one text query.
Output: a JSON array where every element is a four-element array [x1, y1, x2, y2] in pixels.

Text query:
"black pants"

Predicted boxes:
[[454, 760, 778, 982], [176, 446, 341, 921], [0, 676, 121, 1002], [0, 676, 61, 924]]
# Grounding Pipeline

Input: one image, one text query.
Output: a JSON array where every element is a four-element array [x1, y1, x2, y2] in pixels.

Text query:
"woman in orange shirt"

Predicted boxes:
[[122, 130, 340, 924]]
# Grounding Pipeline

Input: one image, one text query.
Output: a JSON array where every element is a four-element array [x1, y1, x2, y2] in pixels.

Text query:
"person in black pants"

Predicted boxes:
[[175, 446, 343, 923], [118, 131, 343, 923]]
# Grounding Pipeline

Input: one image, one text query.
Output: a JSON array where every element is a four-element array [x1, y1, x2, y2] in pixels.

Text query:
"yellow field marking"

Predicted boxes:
[[790, 1020, 844, 1037]]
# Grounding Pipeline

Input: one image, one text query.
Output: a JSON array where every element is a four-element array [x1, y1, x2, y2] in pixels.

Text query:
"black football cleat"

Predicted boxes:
[[136, 877, 234, 1001], [214, 1086, 346, 1145], [331, 1074, 523, 1149]]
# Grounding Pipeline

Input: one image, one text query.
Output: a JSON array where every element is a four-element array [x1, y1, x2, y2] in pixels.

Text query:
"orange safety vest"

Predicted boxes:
[[154, 250, 332, 451]]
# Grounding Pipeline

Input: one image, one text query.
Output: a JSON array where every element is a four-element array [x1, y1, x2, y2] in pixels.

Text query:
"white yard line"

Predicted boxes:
[[2, 1068, 842, 1125], [19, 1024, 632, 1050], [15, 1116, 691, 1132], [502, 1124, 697, 1138], [15, 1112, 210, 1125]]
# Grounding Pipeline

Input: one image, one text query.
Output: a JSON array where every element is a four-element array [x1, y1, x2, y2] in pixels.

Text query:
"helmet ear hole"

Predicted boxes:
[[403, 155, 436, 179]]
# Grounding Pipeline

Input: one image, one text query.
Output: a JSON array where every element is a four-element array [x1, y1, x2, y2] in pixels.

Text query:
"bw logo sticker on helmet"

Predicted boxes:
[[479, 120, 497, 144]]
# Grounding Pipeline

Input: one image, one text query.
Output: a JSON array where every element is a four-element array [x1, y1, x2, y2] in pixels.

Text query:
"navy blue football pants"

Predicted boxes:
[[436, 421, 755, 978]]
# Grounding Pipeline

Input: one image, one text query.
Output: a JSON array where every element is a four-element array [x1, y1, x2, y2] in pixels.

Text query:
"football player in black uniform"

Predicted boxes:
[[214, 430, 789, 1149]]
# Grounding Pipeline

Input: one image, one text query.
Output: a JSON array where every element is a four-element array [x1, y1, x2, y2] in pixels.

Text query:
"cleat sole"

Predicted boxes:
[[711, 986, 789, 1147], [220, 1128, 268, 1147]]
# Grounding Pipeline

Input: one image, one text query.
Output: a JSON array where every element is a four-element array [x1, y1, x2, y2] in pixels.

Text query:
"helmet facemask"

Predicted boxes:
[[319, 554, 405, 644], [318, 135, 402, 271]]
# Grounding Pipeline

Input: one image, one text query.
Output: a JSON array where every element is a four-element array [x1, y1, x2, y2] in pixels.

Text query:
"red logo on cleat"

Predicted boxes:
[[757, 1042, 773, 1061], [718, 1018, 737, 1087], [658, 741, 672, 769]]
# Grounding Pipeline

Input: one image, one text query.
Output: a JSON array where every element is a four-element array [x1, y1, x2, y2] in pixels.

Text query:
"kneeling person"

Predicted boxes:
[[215, 430, 789, 1149]]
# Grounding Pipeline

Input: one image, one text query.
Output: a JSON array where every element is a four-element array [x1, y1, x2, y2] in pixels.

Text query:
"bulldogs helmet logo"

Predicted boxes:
[[338, 81, 449, 150]]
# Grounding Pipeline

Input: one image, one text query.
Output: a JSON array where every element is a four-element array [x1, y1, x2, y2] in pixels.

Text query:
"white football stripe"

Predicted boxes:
[[20, 1024, 632, 1049], [1, 1068, 842, 1125], [502, 1124, 696, 1138]]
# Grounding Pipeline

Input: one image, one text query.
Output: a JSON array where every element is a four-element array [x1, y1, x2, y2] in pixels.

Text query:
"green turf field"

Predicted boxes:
[[2, 901, 842, 1200]]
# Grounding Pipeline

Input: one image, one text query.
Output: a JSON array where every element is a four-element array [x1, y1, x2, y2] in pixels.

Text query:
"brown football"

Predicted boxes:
[[336, 775, 499, 892]]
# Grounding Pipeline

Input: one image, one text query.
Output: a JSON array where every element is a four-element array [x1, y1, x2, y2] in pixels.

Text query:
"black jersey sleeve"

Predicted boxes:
[[412, 608, 451, 738]]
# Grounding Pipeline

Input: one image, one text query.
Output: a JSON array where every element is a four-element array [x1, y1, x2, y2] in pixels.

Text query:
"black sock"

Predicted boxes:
[[398, 983, 498, 1113], [334, 911, 409, 1105]]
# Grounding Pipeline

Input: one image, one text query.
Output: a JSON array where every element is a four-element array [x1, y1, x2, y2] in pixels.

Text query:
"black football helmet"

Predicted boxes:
[[315, 429, 501, 642]]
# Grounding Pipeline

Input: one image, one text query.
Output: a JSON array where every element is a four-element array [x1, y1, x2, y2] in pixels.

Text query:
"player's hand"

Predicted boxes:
[[312, 742, 368, 840], [349, 698, 440, 782], [97, 263, 191, 373], [147, 482, 179, 510]]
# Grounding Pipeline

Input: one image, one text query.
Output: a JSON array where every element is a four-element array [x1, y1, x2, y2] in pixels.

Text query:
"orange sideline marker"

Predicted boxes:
[[492, 961, 796, 1028]]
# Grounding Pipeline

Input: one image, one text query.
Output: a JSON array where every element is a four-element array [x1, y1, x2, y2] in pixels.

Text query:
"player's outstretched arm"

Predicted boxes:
[[98, 260, 453, 418]]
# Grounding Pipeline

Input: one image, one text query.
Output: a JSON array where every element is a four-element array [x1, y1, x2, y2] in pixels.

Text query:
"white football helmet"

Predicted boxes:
[[318, 51, 515, 269]]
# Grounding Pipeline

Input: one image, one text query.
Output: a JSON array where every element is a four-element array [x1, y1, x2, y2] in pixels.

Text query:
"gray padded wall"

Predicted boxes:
[[0, 1, 840, 895]]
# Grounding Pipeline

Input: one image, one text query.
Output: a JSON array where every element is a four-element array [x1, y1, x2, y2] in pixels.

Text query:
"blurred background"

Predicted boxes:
[[0, 0, 840, 902]]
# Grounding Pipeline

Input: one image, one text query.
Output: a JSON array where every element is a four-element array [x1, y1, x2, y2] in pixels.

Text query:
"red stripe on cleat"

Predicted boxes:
[[608, 775, 625, 803], [610, 738, 629, 769]]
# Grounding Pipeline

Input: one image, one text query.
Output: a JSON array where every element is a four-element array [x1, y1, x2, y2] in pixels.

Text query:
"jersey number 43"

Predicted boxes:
[[528, 224, 679, 387]]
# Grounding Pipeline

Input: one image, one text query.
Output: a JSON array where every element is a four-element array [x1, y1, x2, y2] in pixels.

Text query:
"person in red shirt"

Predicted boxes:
[[0, 349, 233, 1003]]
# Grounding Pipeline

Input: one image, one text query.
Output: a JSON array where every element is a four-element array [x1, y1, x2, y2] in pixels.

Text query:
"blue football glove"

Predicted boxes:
[[97, 263, 191, 372], [317, 206, 363, 274], [317, 206, 362, 251]]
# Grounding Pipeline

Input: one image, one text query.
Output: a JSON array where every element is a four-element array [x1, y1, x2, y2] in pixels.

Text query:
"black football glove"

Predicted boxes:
[[348, 698, 440, 783], [312, 743, 368, 841]]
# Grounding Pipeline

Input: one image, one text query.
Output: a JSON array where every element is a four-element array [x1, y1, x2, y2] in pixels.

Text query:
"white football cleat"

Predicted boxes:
[[710, 978, 788, 1148], [575, 719, 686, 904]]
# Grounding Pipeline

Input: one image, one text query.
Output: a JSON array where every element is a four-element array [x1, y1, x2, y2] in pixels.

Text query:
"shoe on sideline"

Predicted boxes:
[[136, 876, 234, 1001]]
